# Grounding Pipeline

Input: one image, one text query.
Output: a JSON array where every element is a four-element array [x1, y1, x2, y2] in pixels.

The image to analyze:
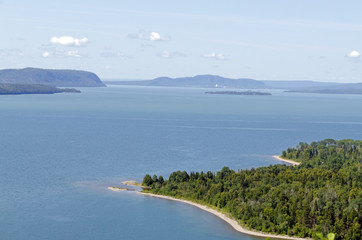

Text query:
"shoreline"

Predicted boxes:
[[273, 155, 301, 166], [137, 191, 307, 240], [114, 155, 304, 240]]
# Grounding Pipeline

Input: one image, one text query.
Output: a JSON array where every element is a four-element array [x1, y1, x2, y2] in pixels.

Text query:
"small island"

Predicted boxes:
[[138, 139, 361, 240], [0, 83, 80, 95], [205, 90, 271, 96]]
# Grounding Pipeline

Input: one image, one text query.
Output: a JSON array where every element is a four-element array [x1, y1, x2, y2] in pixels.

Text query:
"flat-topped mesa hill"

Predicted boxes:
[[107, 74, 267, 89], [0, 68, 105, 87]]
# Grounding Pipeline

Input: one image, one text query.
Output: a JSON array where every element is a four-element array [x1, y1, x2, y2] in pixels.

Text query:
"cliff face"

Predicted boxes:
[[0, 68, 105, 87]]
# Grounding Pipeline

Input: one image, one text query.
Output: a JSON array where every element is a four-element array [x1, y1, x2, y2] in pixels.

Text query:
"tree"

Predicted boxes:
[[158, 176, 164, 184], [142, 174, 153, 186], [152, 175, 158, 183]]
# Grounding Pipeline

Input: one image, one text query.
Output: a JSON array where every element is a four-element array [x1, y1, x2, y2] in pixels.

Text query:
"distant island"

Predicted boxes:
[[140, 139, 361, 240], [105, 74, 362, 95], [0, 68, 105, 87], [105, 75, 267, 89], [286, 82, 362, 95], [0, 83, 80, 95], [205, 90, 271, 96], [105, 77, 343, 90]]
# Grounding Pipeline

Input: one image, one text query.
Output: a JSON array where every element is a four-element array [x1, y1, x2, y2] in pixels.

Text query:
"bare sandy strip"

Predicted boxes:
[[122, 180, 138, 186], [108, 187, 127, 192], [138, 192, 308, 240], [273, 155, 301, 166], [122, 180, 150, 190]]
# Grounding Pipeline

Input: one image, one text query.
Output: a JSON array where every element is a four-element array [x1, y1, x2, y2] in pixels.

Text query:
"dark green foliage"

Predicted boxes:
[[152, 175, 158, 183], [144, 139, 362, 240], [158, 176, 164, 184], [142, 174, 153, 186]]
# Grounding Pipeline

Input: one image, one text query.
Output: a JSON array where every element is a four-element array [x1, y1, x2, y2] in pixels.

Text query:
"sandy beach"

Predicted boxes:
[[114, 159, 305, 240], [137, 192, 308, 240], [273, 155, 301, 166]]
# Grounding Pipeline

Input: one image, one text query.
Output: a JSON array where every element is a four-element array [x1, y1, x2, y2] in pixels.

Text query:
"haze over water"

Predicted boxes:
[[1, 86, 362, 240]]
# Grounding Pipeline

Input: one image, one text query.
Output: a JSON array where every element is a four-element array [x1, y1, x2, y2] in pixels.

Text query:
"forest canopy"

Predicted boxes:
[[143, 139, 362, 240]]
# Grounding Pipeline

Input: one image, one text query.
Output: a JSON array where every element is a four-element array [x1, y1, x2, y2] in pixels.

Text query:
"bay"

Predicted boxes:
[[1, 85, 361, 239]]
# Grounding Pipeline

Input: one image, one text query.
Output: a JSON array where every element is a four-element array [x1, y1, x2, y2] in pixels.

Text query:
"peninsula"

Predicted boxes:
[[0, 68, 105, 87], [138, 139, 361, 240]]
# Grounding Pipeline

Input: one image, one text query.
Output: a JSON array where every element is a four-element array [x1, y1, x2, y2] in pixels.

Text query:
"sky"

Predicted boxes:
[[0, 0, 361, 82]]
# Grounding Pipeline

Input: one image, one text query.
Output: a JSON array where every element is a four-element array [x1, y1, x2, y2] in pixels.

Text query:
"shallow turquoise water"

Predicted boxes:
[[1, 86, 362, 239]]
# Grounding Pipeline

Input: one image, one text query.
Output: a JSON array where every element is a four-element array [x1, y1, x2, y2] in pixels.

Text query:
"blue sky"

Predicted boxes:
[[1, 0, 361, 82]]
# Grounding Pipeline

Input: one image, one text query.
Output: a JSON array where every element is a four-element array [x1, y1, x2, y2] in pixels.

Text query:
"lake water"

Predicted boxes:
[[1, 86, 362, 240]]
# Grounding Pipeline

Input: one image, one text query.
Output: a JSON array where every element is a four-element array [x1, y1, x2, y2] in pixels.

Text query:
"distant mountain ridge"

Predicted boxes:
[[106, 75, 267, 89], [104, 74, 362, 94], [0, 68, 105, 87]]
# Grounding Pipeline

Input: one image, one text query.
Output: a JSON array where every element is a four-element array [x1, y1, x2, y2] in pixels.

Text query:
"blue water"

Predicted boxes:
[[1, 86, 362, 240]]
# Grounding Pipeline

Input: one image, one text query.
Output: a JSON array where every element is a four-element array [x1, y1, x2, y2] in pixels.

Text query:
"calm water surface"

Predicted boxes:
[[1, 86, 362, 239]]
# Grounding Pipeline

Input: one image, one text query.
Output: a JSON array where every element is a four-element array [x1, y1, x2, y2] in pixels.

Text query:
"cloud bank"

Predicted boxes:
[[50, 36, 89, 46]]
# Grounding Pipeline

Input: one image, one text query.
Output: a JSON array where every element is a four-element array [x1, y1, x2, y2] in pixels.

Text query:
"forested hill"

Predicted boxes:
[[0, 68, 105, 87], [142, 139, 362, 240]]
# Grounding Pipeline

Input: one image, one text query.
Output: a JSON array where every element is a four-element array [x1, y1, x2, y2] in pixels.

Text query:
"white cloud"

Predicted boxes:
[[150, 32, 161, 41], [347, 50, 360, 58], [127, 31, 169, 41], [202, 52, 226, 60], [50, 36, 89, 46]]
